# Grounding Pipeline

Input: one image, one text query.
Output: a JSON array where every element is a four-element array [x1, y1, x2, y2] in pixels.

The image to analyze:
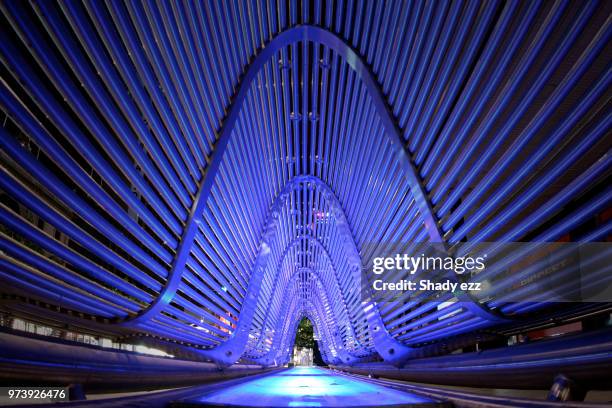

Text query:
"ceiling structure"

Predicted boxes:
[[0, 0, 610, 367]]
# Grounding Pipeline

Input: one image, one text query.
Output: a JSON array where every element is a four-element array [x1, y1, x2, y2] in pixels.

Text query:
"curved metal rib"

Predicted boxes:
[[251, 268, 355, 366], [122, 25, 504, 361], [251, 237, 363, 356]]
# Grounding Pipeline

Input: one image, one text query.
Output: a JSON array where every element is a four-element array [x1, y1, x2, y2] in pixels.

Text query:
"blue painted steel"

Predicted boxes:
[[121, 24, 456, 338], [0, 1, 609, 369]]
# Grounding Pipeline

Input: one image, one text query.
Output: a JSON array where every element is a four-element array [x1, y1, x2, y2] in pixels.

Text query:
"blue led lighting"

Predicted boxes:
[[0, 0, 609, 370], [189, 367, 434, 407]]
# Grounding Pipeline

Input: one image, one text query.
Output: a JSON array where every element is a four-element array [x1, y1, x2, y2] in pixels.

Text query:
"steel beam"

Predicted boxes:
[[116, 25, 504, 356]]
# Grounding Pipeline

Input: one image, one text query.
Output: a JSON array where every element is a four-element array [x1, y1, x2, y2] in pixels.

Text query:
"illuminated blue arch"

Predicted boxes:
[[111, 25, 506, 365], [250, 238, 364, 356], [251, 268, 355, 366]]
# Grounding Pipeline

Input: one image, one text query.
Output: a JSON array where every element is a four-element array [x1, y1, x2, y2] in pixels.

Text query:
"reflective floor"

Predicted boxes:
[[183, 366, 438, 407]]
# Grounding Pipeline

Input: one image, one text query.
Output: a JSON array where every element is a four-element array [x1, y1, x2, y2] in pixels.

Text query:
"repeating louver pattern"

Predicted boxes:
[[0, 0, 610, 365]]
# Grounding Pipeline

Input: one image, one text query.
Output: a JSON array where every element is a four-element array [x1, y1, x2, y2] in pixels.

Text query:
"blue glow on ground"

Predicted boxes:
[[189, 366, 434, 407]]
